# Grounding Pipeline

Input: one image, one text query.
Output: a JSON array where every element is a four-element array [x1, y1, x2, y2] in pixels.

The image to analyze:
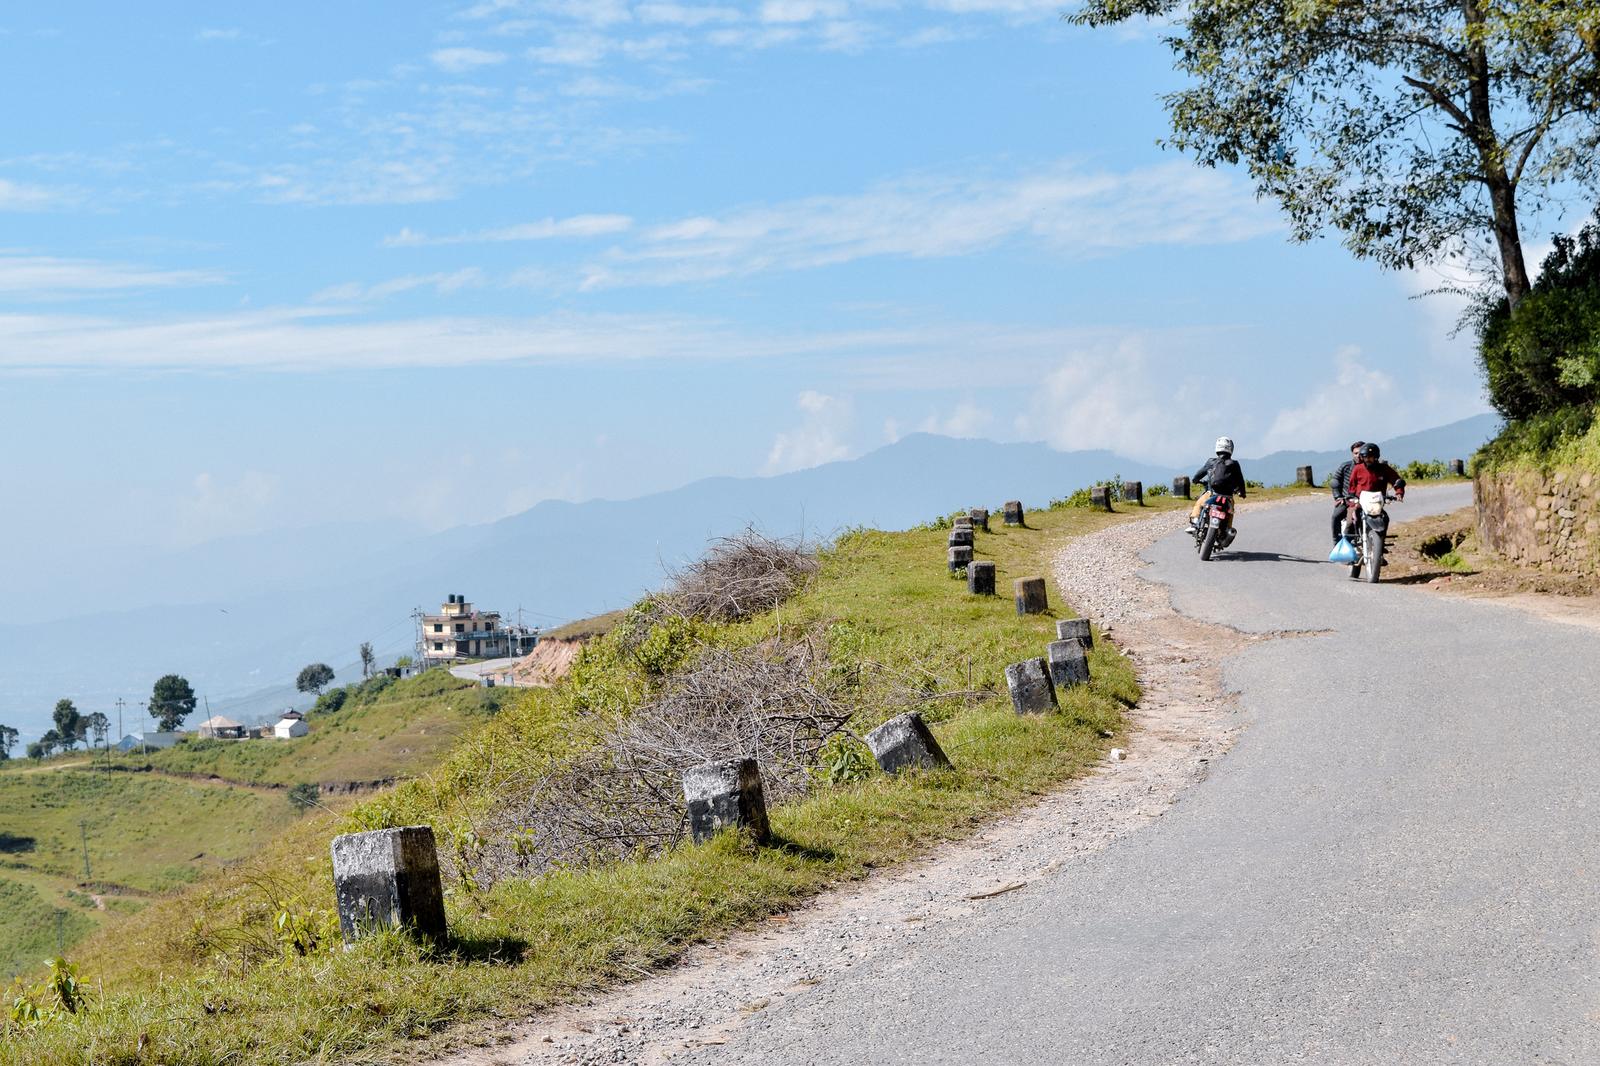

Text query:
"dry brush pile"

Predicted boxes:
[[471, 530, 857, 885]]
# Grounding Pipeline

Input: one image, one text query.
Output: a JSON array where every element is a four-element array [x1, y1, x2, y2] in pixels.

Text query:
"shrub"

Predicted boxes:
[[312, 688, 348, 716], [1146, 483, 1169, 498], [1050, 475, 1123, 509], [287, 783, 320, 814], [1477, 212, 1600, 424]]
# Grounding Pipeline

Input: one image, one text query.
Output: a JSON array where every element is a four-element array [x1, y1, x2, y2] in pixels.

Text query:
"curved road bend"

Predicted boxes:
[[682, 484, 1600, 1065]]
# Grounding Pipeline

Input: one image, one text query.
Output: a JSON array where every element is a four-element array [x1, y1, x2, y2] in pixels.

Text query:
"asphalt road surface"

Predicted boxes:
[[685, 485, 1600, 1065]]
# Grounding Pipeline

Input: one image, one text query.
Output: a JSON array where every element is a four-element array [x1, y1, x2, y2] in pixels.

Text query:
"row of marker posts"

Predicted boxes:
[[341, 462, 1475, 943]]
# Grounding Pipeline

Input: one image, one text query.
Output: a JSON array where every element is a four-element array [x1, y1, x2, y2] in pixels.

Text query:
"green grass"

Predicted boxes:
[[1, 492, 1277, 1064], [125, 672, 504, 788], [0, 767, 295, 979]]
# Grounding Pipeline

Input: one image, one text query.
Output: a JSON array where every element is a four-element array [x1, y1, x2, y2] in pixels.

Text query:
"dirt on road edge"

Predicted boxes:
[[426, 511, 1264, 1066]]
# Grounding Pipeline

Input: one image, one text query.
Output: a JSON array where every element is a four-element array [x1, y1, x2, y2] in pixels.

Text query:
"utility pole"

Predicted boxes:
[[78, 820, 91, 884], [115, 697, 125, 752]]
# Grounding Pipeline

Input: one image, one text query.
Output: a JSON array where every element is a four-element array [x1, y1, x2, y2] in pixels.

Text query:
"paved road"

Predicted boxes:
[[687, 485, 1600, 1065]]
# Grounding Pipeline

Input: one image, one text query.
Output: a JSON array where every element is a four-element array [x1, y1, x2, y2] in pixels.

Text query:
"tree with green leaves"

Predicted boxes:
[[1071, 1, 1600, 309], [52, 699, 81, 752], [150, 674, 197, 733], [83, 712, 110, 751], [296, 662, 336, 696], [359, 642, 375, 679], [29, 730, 61, 760], [0, 724, 18, 761]]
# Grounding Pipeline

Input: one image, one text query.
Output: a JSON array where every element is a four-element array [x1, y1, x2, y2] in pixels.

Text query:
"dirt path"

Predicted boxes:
[[429, 510, 1258, 1066]]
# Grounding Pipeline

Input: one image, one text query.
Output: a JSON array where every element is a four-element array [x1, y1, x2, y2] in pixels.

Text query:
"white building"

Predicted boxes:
[[418, 594, 539, 662], [272, 711, 309, 740]]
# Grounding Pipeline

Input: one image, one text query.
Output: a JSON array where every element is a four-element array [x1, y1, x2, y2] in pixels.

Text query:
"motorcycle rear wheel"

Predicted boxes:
[[1200, 525, 1219, 561]]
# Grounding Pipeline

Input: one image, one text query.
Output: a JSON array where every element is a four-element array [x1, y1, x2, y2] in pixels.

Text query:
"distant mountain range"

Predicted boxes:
[[1243, 413, 1499, 487], [0, 414, 1499, 738]]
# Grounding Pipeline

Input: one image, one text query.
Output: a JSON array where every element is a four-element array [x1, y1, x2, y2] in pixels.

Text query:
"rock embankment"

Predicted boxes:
[[1477, 467, 1600, 576]]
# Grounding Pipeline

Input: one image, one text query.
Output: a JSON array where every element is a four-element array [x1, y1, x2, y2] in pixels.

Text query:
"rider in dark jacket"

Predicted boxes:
[[1330, 441, 1364, 544], [1194, 439, 1247, 498], [1189, 436, 1247, 532]]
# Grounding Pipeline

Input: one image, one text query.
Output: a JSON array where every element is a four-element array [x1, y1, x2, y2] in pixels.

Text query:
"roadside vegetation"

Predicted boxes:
[[1476, 213, 1600, 472], [0, 492, 1215, 1066]]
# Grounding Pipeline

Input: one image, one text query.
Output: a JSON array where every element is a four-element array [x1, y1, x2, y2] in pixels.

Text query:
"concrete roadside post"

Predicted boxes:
[[1004, 658, 1058, 715], [1090, 486, 1112, 510], [1451, 459, 1466, 476], [683, 758, 771, 845], [1003, 500, 1025, 526], [969, 507, 990, 532], [1014, 576, 1048, 615], [967, 560, 997, 595], [948, 527, 974, 549], [865, 712, 951, 773], [1122, 480, 1144, 506], [1172, 476, 1190, 499], [1055, 617, 1093, 650], [1046, 639, 1091, 689], [1297, 466, 1315, 486], [330, 825, 448, 944], [948, 545, 974, 573]]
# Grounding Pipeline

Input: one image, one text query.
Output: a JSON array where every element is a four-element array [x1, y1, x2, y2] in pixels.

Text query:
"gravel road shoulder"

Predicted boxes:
[[428, 509, 1270, 1066]]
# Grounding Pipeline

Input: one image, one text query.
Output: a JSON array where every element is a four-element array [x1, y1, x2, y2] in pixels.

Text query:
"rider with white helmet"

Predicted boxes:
[[1189, 435, 1248, 528]]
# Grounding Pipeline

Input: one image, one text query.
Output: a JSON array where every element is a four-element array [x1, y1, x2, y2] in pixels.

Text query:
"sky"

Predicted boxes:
[[0, 0, 1517, 575]]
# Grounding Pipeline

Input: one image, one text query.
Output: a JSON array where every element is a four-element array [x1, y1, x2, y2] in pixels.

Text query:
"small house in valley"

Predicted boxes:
[[273, 710, 309, 740], [196, 715, 247, 740]]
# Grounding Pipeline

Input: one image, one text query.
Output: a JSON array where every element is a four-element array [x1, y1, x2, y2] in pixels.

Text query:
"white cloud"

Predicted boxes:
[[195, 27, 243, 41], [637, 3, 743, 25], [311, 269, 486, 303], [382, 214, 634, 247], [760, 0, 849, 23], [1260, 348, 1397, 453], [0, 254, 225, 296], [430, 46, 509, 72], [0, 178, 66, 211], [578, 159, 1279, 289], [177, 470, 283, 546], [1014, 339, 1218, 462], [765, 390, 854, 473], [917, 399, 993, 438]]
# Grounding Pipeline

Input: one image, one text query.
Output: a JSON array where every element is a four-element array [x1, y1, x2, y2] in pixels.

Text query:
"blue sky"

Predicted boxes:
[[1, 0, 1511, 573]]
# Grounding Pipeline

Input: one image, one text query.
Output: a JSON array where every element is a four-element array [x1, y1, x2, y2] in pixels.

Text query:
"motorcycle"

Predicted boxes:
[[1342, 491, 1399, 583], [1190, 494, 1236, 561]]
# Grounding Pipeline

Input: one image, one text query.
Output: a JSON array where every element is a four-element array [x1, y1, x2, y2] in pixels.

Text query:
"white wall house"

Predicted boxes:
[[273, 713, 309, 740]]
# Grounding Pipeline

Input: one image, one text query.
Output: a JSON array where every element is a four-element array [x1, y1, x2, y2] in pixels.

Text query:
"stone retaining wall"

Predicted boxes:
[[1476, 466, 1600, 575]]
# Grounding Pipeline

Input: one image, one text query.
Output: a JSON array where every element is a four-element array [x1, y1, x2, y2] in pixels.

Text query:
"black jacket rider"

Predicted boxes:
[[1194, 456, 1247, 498], [1330, 459, 1357, 543]]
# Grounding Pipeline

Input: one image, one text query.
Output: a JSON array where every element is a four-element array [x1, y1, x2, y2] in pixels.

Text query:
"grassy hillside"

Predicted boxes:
[[0, 767, 294, 978], [0, 671, 505, 977], [1, 489, 1310, 1064], [129, 671, 505, 788]]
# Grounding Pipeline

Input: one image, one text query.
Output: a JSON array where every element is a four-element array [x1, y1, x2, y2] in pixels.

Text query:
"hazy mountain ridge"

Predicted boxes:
[[1, 417, 1498, 737]]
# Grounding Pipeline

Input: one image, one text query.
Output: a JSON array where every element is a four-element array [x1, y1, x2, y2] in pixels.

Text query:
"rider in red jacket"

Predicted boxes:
[[1346, 443, 1406, 499]]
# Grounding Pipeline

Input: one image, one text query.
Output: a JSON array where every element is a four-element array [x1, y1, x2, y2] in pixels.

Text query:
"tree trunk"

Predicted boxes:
[[1462, 0, 1531, 310], [1487, 174, 1532, 309]]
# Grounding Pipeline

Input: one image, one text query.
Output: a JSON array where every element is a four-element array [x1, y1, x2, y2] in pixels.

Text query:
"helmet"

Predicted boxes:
[[1360, 443, 1380, 460], [1214, 436, 1234, 456]]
